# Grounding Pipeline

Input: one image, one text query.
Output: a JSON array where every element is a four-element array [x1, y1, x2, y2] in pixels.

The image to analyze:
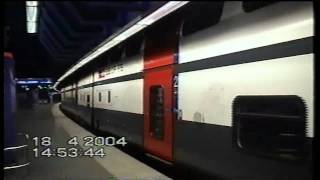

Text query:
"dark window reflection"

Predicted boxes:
[[150, 85, 165, 140]]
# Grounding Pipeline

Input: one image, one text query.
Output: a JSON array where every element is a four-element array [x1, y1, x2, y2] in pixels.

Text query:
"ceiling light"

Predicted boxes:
[[26, 1, 38, 6], [27, 22, 37, 33], [26, 1, 38, 33], [26, 6, 38, 21]]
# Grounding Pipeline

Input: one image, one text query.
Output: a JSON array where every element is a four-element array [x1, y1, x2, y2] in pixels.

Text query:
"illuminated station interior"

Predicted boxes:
[[4, 1, 315, 180]]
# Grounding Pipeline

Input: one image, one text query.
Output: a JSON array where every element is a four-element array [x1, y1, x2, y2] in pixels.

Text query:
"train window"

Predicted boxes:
[[149, 85, 165, 140], [232, 95, 307, 160], [107, 91, 111, 103], [98, 92, 102, 102], [242, 1, 278, 13], [125, 35, 143, 57], [75, 91, 78, 103], [182, 2, 224, 36], [110, 46, 123, 63]]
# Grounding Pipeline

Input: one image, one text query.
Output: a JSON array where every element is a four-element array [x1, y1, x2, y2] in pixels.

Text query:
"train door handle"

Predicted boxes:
[[174, 109, 183, 120]]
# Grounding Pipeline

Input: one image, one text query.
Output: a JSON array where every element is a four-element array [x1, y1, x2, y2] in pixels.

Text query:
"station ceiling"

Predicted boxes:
[[4, 1, 165, 80]]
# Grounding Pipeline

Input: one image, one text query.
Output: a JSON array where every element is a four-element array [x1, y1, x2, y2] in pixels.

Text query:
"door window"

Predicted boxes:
[[150, 85, 165, 139]]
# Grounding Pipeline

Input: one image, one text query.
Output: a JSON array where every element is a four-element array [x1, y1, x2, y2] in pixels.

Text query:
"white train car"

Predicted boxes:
[[59, 2, 314, 179], [76, 74, 94, 125], [92, 54, 144, 145], [175, 1, 313, 179]]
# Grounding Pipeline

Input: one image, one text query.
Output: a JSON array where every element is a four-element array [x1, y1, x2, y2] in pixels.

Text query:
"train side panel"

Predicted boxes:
[[77, 86, 94, 125], [92, 54, 144, 146], [176, 54, 313, 179], [58, 2, 314, 179], [60, 85, 78, 116], [175, 2, 313, 179], [179, 2, 313, 64]]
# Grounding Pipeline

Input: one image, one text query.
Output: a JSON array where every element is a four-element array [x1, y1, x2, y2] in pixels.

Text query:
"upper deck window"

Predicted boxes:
[[182, 2, 224, 36], [125, 35, 143, 57], [242, 1, 278, 13], [110, 46, 123, 63]]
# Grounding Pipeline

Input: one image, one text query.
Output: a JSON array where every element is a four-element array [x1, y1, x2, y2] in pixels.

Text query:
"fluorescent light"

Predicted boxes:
[[26, 6, 38, 21], [54, 1, 189, 89], [39, 79, 52, 84], [17, 80, 39, 84], [78, 61, 86, 65], [26, 1, 38, 6], [27, 21, 37, 33], [26, 1, 38, 33]]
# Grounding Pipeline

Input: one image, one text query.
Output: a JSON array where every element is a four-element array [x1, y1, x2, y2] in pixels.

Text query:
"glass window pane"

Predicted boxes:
[[26, 1, 38, 6], [26, 6, 38, 22], [182, 2, 223, 36], [107, 91, 111, 103], [27, 21, 37, 33], [86, 95, 90, 103], [233, 95, 307, 160], [149, 85, 164, 139], [243, 2, 277, 13]]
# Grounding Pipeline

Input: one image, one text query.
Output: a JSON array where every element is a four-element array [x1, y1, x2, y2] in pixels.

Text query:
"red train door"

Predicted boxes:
[[144, 66, 174, 161], [143, 22, 179, 162]]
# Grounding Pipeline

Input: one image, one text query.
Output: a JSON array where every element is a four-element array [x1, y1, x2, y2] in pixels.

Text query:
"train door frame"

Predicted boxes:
[[143, 20, 180, 162], [144, 66, 175, 161]]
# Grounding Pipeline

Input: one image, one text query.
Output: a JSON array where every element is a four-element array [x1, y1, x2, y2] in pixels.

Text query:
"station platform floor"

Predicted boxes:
[[5, 103, 170, 180]]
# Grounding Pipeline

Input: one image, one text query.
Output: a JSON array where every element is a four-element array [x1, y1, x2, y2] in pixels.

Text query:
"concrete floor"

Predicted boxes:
[[4, 103, 170, 180], [5, 103, 114, 180]]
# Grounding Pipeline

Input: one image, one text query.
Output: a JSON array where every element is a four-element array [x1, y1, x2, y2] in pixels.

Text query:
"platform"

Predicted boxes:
[[5, 103, 170, 180]]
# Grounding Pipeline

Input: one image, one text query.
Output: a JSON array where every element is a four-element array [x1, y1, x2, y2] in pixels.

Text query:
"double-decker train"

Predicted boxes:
[[59, 2, 314, 179]]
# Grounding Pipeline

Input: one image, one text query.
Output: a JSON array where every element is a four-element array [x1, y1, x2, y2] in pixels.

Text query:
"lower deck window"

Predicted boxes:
[[86, 95, 90, 103], [107, 91, 111, 103], [232, 95, 307, 160], [98, 92, 102, 102]]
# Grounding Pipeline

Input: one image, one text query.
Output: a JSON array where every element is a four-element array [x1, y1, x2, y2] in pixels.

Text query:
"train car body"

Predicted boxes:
[[59, 2, 314, 179]]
